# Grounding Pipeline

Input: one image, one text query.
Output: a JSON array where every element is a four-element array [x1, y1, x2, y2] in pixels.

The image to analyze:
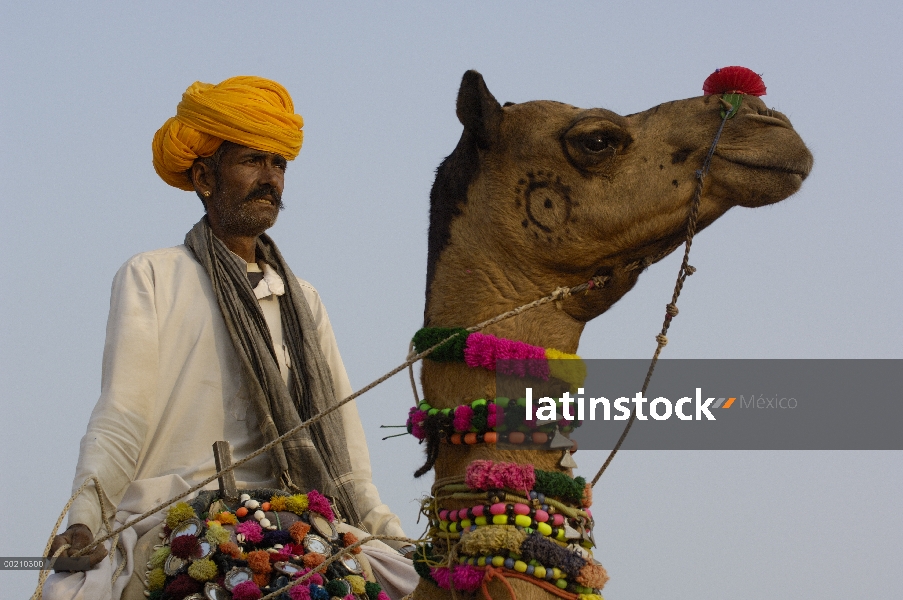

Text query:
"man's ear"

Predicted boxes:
[[190, 160, 214, 199], [456, 70, 503, 149]]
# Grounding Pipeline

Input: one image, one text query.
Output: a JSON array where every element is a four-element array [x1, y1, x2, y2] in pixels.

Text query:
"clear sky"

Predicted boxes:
[[1, 1, 901, 598]]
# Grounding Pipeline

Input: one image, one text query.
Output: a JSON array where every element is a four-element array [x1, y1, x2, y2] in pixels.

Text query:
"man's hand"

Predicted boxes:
[[48, 524, 107, 571]]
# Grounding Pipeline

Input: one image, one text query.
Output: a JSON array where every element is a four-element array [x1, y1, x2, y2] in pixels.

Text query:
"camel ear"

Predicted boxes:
[[456, 70, 503, 149]]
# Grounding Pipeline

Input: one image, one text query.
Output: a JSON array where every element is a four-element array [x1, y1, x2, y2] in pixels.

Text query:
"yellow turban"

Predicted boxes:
[[152, 76, 304, 191]]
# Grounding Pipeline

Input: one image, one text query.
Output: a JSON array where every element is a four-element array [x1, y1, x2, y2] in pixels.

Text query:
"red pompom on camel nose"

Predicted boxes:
[[703, 66, 767, 96]]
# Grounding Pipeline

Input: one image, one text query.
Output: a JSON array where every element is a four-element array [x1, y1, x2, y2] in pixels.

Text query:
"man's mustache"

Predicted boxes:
[[243, 185, 284, 209]]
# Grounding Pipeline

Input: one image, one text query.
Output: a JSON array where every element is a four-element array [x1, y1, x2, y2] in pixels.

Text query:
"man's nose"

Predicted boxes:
[[259, 161, 284, 189]]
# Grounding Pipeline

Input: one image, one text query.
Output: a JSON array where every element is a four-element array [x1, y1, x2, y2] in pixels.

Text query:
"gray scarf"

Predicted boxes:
[[185, 217, 361, 526]]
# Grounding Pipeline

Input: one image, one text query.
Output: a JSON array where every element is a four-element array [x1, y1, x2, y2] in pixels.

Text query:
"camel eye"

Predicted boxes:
[[581, 134, 613, 153], [563, 118, 632, 172]]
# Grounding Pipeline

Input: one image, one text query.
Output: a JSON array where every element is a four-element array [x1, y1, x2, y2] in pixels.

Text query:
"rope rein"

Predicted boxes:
[[590, 107, 732, 485]]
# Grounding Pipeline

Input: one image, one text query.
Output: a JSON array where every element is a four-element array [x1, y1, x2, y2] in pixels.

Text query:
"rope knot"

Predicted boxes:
[[665, 303, 679, 318], [553, 286, 572, 311], [481, 565, 518, 600], [586, 275, 609, 290], [685, 265, 696, 275], [655, 334, 668, 347]]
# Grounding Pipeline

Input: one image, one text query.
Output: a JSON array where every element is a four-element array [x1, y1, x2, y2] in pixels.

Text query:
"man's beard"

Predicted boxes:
[[217, 184, 285, 237]]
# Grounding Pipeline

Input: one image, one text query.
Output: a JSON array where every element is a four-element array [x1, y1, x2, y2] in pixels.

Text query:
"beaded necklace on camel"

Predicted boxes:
[[406, 328, 586, 452]]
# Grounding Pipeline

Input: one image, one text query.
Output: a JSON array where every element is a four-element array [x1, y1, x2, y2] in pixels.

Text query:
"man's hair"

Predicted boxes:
[[189, 142, 233, 209]]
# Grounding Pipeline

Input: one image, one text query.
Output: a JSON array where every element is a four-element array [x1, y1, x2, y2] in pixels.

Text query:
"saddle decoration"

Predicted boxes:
[[144, 489, 389, 600], [417, 460, 605, 599], [412, 328, 587, 393]]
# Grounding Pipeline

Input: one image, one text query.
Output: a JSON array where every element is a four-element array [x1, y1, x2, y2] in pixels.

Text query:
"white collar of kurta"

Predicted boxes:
[[247, 261, 285, 299]]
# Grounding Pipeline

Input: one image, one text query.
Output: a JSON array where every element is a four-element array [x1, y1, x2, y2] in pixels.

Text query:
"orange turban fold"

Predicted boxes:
[[152, 76, 304, 191]]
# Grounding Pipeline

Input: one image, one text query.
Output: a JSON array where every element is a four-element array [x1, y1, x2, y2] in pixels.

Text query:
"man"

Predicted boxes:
[[45, 76, 417, 600]]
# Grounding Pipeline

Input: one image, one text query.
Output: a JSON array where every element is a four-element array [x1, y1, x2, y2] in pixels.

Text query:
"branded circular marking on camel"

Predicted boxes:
[[516, 171, 574, 237]]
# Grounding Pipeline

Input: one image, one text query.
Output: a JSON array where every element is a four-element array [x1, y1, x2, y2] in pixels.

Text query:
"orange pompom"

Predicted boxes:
[[303, 553, 325, 568], [289, 521, 310, 544], [582, 482, 593, 509], [235, 507, 248, 518], [216, 511, 238, 525], [219, 542, 241, 558], [247, 550, 272, 574], [342, 532, 362, 554], [261, 502, 271, 512], [252, 572, 271, 588]]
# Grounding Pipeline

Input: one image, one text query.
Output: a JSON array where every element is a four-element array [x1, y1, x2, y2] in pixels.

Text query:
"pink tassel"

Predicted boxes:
[[409, 409, 428, 440], [466, 332, 552, 380], [289, 584, 311, 600], [232, 581, 263, 600], [465, 460, 535, 491], [307, 491, 334, 522], [451, 564, 485, 592], [487, 403, 499, 428], [235, 520, 264, 543], [453, 405, 474, 432], [430, 566, 452, 589], [463, 332, 498, 370], [429, 565, 484, 593]]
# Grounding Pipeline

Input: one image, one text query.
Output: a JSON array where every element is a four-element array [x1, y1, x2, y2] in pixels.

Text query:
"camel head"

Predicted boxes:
[[425, 70, 812, 331]]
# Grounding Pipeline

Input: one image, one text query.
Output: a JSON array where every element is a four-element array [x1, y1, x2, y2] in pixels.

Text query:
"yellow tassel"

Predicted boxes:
[[345, 575, 367, 595], [285, 494, 309, 514], [205, 522, 230, 546], [148, 546, 170, 570], [188, 558, 218, 582], [146, 567, 166, 591], [269, 495, 288, 512], [165, 502, 197, 529], [545, 349, 587, 392]]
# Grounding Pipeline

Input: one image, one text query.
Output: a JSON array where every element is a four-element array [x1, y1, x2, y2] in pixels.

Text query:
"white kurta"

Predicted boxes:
[[45, 245, 413, 599]]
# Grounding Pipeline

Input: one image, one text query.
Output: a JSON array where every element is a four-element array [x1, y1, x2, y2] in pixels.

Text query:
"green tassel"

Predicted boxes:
[[412, 328, 470, 362], [364, 581, 383, 600], [534, 470, 586, 504]]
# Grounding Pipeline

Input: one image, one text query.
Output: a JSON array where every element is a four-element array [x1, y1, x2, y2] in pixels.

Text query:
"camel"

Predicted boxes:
[[410, 70, 812, 600]]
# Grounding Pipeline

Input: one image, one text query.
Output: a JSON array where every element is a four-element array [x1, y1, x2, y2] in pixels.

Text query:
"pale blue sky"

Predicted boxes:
[[1, 1, 901, 598]]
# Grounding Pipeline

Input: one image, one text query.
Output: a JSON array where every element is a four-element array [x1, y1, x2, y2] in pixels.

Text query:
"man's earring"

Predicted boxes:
[[203, 191, 211, 198]]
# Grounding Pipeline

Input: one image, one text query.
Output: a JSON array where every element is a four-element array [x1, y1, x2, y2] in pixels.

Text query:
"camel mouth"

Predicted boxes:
[[717, 156, 812, 181]]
